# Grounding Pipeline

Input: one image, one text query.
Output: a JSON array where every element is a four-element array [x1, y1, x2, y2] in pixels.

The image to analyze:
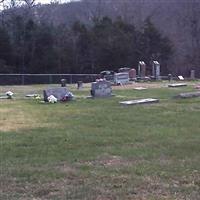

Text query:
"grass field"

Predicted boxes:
[[0, 82, 200, 200]]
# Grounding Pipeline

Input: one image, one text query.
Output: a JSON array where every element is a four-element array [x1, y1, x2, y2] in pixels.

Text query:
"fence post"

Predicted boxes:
[[49, 75, 52, 84], [70, 75, 72, 84], [21, 74, 25, 85]]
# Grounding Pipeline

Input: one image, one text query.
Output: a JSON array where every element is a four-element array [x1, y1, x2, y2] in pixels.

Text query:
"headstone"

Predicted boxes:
[[120, 98, 159, 105], [190, 70, 195, 80], [100, 71, 115, 83], [152, 61, 160, 80], [168, 74, 172, 82], [138, 61, 146, 78], [175, 91, 200, 98], [91, 80, 112, 97], [61, 79, 66, 87], [118, 67, 130, 73], [129, 68, 136, 80], [168, 83, 187, 87], [178, 75, 184, 81], [77, 81, 83, 89], [43, 87, 71, 102], [114, 72, 129, 85]]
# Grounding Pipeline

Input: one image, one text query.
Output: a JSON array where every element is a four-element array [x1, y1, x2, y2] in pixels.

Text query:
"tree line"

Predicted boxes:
[[0, 8, 173, 74]]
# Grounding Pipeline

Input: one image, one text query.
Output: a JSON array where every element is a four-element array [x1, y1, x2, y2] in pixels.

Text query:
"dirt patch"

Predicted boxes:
[[79, 155, 134, 168]]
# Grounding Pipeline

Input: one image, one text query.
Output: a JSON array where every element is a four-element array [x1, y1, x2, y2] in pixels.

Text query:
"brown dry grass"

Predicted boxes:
[[0, 100, 58, 132]]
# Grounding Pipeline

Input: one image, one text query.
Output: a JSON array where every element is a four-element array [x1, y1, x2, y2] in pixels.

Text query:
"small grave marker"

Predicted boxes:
[[178, 75, 184, 81]]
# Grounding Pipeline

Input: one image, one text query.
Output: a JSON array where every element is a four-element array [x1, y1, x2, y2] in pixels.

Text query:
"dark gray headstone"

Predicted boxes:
[[91, 80, 112, 97], [61, 79, 66, 87], [190, 70, 195, 80], [152, 61, 160, 80], [43, 87, 69, 101], [138, 61, 146, 78]]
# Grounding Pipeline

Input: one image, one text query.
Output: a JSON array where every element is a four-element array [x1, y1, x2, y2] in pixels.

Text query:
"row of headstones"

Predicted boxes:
[[47, 71, 198, 102], [137, 61, 160, 80], [44, 78, 200, 106], [43, 79, 112, 102], [108, 61, 160, 84], [137, 61, 196, 80]]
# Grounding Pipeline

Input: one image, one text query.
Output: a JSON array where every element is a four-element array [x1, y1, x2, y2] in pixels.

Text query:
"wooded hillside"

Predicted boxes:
[[0, 0, 199, 76]]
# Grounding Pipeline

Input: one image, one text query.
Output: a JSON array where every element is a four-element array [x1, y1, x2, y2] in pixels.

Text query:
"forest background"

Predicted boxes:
[[0, 0, 199, 77]]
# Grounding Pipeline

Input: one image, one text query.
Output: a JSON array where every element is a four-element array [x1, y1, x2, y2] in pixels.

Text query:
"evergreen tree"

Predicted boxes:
[[139, 17, 173, 67], [0, 26, 12, 72]]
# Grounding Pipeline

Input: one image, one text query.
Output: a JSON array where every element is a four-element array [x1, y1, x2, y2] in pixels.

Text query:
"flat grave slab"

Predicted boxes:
[[175, 91, 200, 98], [120, 98, 159, 105], [168, 83, 187, 87], [134, 87, 147, 90], [26, 94, 39, 97]]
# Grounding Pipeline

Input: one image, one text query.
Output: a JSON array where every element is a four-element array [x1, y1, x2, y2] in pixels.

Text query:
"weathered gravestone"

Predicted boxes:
[[152, 61, 160, 80], [190, 70, 195, 80], [114, 72, 129, 85], [120, 98, 159, 105], [61, 79, 66, 87], [91, 80, 112, 97], [138, 61, 146, 78], [43, 87, 72, 102], [129, 68, 136, 80]]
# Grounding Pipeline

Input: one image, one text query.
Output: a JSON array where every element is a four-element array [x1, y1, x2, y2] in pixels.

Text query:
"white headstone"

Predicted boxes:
[[178, 75, 184, 80], [114, 72, 129, 85]]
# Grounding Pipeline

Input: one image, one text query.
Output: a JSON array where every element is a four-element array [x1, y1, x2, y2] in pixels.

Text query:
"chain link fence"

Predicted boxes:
[[0, 74, 99, 85]]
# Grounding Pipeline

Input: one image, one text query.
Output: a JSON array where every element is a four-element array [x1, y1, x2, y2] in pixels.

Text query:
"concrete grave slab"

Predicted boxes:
[[175, 91, 200, 99], [26, 94, 39, 97], [134, 87, 147, 90], [120, 98, 159, 105], [168, 83, 187, 87]]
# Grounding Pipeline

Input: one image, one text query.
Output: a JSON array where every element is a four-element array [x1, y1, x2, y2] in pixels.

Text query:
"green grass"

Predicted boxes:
[[0, 83, 200, 199]]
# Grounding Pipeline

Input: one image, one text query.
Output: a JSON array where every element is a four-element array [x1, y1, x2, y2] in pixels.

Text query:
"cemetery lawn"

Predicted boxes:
[[0, 82, 200, 200]]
